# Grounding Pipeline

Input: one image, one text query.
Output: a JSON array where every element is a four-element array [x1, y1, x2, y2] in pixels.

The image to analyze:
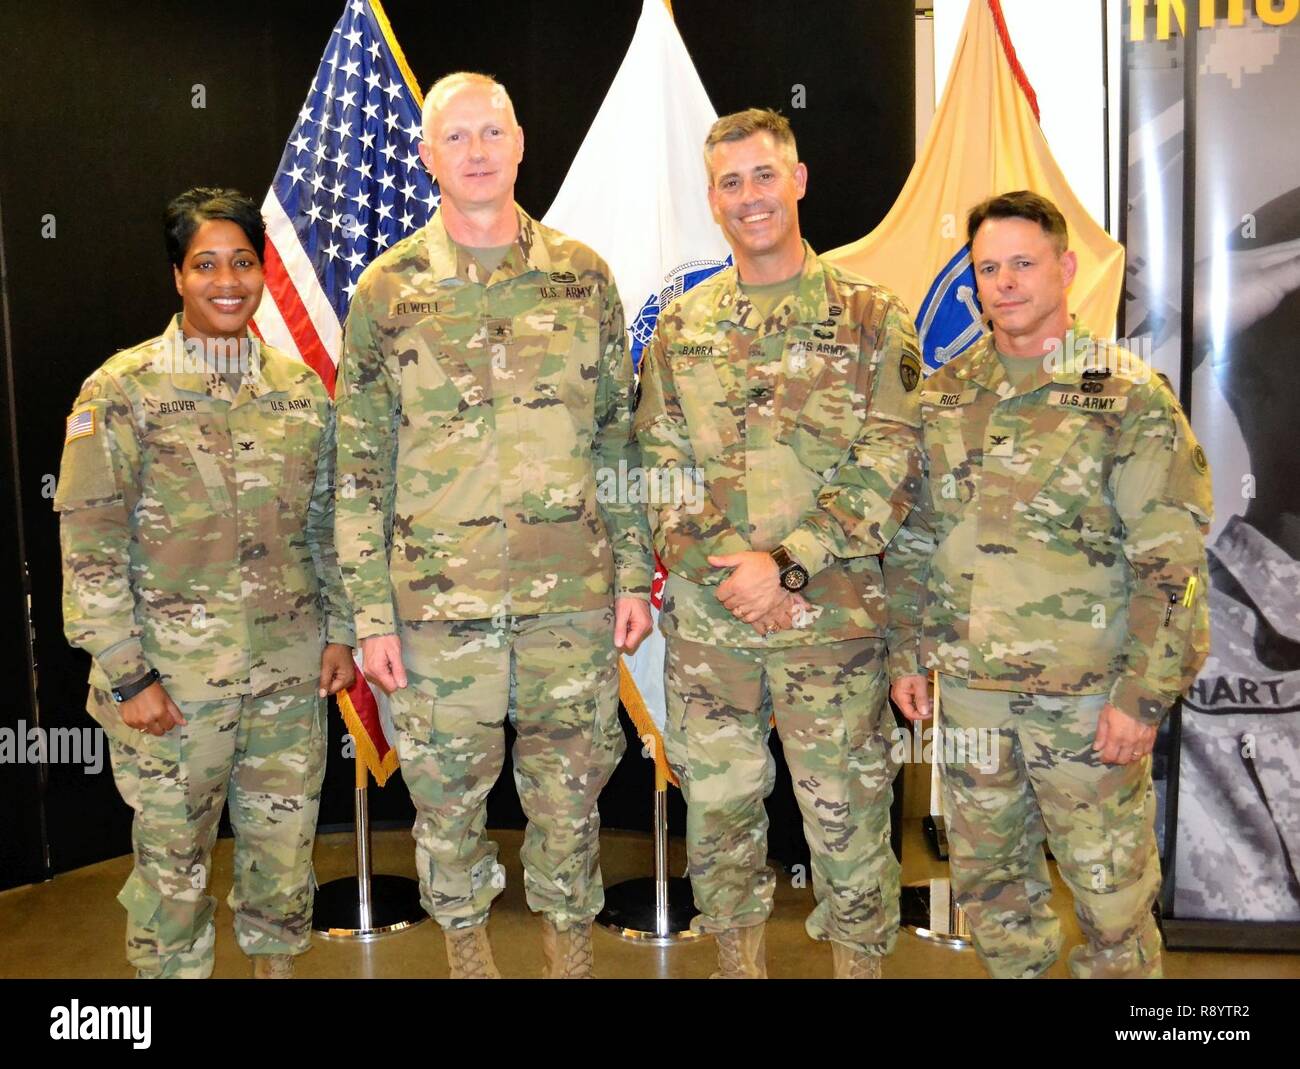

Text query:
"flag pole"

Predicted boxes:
[[354, 754, 373, 930], [312, 740, 427, 941], [900, 671, 972, 949], [652, 762, 670, 935], [595, 720, 702, 944], [596, 773, 700, 944]]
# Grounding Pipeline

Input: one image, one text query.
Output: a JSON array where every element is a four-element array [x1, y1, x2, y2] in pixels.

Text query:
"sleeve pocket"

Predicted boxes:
[[54, 402, 121, 511]]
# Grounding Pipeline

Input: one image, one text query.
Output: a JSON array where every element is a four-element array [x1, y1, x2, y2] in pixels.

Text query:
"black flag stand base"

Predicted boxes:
[[597, 779, 704, 945], [901, 878, 973, 950], [923, 814, 950, 859], [899, 676, 970, 949], [313, 757, 427, 942], [597, 876, 700, 944], [313, 873, 426, 940]]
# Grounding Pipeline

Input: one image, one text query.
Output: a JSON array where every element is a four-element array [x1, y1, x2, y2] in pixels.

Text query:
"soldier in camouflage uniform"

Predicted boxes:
[[636, 109, 922, 979], [886, 191, 1212, 978], [335, 73, 654, 979], [55, 188, 356, 979]]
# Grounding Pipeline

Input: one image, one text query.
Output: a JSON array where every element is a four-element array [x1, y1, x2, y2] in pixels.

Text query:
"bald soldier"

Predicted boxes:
[[636, 108, 922, 978], [335, 72, 654, 978], [885, 191, 1212, 978]]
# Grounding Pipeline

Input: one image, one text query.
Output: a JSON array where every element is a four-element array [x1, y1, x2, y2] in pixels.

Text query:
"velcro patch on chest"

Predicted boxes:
[[787, 339, 849, 358], [1049, 390, 1128, 413], [392, 300, 441, 316], [154, 399, 202, 416], [262, 397, 316, 413], [538, 279, 594, 301], [484, 318, 513, 343], [985, 433, 1014, 458], [919, 389, 977, 407]]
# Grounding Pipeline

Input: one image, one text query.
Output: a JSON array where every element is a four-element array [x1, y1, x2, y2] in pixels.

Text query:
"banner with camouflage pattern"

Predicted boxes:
[[1124, 2, 1300, 925]]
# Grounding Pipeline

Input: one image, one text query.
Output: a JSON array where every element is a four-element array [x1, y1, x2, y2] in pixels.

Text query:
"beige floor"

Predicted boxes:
[[1, 821, 1295, 979]]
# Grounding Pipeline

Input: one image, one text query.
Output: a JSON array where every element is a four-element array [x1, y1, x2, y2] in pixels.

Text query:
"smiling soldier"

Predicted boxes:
[[636, 108, 923, 979], [56, 188, 355, 979], [334, 72, 654, 978]]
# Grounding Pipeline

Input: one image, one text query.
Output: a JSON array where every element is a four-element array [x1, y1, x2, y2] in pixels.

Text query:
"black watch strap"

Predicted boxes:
[[770, 544, 809, 592], [112, 668, 160, 704]]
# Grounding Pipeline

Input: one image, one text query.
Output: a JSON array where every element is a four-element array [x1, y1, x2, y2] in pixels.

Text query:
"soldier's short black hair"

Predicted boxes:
[[164, 187, 265, 270], [966, 190, 1069, 253]]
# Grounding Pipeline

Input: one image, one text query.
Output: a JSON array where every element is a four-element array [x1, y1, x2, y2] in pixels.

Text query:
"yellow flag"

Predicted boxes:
[[825, 0, 1124, 371]]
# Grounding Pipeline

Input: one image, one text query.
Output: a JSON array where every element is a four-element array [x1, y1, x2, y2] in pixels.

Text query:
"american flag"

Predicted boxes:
[[253, 0, 439, 395], [65, 408, 96, 443], [254, 0, 433, 786]]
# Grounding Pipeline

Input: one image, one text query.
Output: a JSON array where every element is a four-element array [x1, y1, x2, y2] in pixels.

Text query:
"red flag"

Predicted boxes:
[[338, 659, 398, 787]]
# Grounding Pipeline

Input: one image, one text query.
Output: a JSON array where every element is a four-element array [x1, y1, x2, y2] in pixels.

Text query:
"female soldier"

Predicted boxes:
[[55, 187, 355, 978]]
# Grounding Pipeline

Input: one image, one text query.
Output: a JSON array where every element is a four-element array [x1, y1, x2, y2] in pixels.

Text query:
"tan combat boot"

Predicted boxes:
[[541, 917, 595, 979], [711, 923, 768, 978], [252, 954, 294, 979], [831, 942, 882, 979], [444, 924, 502, 979]]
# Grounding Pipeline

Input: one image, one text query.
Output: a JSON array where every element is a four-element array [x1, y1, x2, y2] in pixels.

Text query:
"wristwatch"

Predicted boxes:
[[112, 668, 161, 704], [770, 544, 809, 592]]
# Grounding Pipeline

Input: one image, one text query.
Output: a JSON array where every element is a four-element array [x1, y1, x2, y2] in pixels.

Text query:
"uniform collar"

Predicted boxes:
[[157, 314, 284, 403], [423, 203, 553, 286], [954, 316, 1093, 398], [1046, 318, 1103, 387], [952, 335, 1007, 395], [712, 241, 829, 335]]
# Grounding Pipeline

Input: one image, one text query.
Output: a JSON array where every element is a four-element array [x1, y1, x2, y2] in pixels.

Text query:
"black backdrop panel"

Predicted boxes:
[[0, 0, 915, 886], [675, 0, 916, 253], [0, 256, 46, 885]]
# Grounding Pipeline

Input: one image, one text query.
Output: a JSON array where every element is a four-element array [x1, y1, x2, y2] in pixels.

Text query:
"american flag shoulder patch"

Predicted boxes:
[[65, 407, 96, 443]]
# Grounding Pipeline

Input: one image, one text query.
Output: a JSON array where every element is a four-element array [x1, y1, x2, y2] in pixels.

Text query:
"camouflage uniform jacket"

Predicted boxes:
[[335, 205, 653, 638], [635, 244, 923, 648], [883, 330, 1213, 725], [55, 316, 354, 701]]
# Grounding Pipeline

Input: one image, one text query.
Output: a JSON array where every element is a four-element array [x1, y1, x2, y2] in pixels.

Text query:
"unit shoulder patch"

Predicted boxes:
[[900, 349, 921, 392]]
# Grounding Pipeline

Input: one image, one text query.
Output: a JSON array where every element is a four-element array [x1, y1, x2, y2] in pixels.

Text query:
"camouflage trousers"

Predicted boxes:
[[938, 675, 1163, 978], [664, 635, 901, 955], [391, 607, 623, 931], [90, 683, 325, 979]]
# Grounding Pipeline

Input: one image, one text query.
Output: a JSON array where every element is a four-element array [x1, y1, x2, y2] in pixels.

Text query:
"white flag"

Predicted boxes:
[[543, 0, 729, 746]]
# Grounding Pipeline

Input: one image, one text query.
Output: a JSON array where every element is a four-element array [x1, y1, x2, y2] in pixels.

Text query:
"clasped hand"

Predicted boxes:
[[708, 551, 810, 636]]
